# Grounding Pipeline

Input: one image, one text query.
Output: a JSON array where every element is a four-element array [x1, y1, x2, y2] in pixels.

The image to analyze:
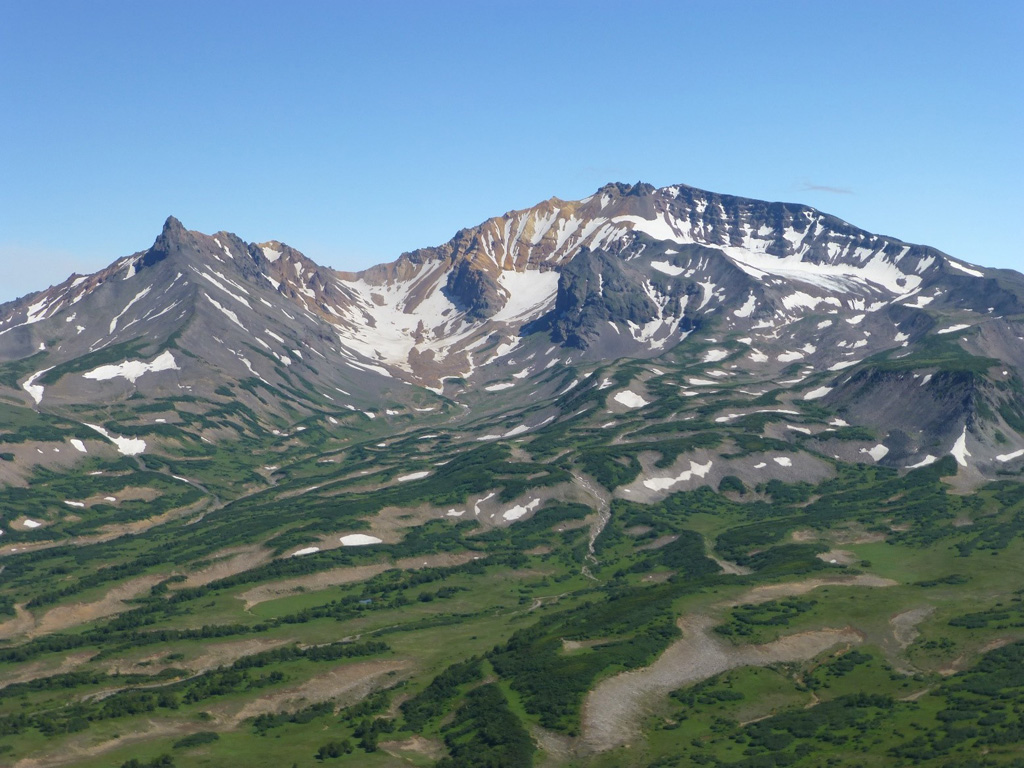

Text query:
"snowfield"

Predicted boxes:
[[84, 423, 146, 456], [614, 390, 650, 408], [340, 534, 382, 546], [83, 350, 179, 383]]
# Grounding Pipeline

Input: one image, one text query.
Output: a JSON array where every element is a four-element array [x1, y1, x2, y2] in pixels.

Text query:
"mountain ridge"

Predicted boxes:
[[1, 180, 1023, 487], [6, 183, 1024, 767]]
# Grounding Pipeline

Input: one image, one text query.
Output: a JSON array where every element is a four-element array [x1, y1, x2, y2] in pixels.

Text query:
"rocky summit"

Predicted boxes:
[[3, 182, 1023, 483], [3, 183, 1024, 768]]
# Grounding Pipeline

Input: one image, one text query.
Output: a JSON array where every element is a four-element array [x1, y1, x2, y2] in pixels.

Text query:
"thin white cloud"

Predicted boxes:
[[800, 182, 854, 195]]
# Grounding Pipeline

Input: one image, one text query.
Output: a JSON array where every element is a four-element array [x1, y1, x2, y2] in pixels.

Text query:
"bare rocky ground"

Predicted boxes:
[[178, 544, 272, 588], [0, 603, 35, 641], [238, 551, 483, 609], [228, 659, 410, 724], [12, 721, 199, 768], [576, 575, 896, 755], [885, 606, 936, 674], [0, 543, 275, 644], [379, 734, 447, 762], [0, 495, 213, 559], [890, 606, 935, 649], [580, 616, 861, 754], [732, 574, 897, 607], [0, 574, 167, 642], [0, 651, 95, 690], [240, 564, 392, 610], [116, 637, 296, 678], [10, 660, 410, 768], [816, 549, 858, 566], [709, 554, 751, 575]]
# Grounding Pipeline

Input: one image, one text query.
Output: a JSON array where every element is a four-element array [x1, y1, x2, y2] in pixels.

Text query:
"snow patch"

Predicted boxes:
[[861, 444, 889, 462], [83, 350, 178, 384], [702, 349, 729, 363], [803, 386, 832, 400], [614, 213, 683, 243], [946, 260, 983, 277], [84, 423, 146, 456], [829, 360, 860, 371], [950, 426, 971, 467], [22, 368, 54, 405], [613, 390, 649, 409], [651, 261, 684, 277], [491, 269, 561, 322], [642, 460, 713, 491], [340, 534, 382, 546], [902, 295, 934, 308], [196, 270, 250, 307], [503, 498, 541, 521], [109, 287, 152, 334], [733, 294, 757, 318], [996, 449, 1024, 463], [203, 294, 247, 331]]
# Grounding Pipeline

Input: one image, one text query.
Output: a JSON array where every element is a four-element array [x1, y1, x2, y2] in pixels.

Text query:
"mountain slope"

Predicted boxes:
[[1, 181, 1023, 481], [4, 182, 1024, 768]]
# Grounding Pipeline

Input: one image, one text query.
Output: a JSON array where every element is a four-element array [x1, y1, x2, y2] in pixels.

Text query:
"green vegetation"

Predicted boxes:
[[715, 597, 818, 642], [6, 349, 1024, 768], [437, 684, 534, 768], [401, 657, 484, 731]]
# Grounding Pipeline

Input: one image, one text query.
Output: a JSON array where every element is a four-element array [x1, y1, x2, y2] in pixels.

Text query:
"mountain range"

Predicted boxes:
[[6, 182, 1024, 768], [2, 181, 1023, 486]]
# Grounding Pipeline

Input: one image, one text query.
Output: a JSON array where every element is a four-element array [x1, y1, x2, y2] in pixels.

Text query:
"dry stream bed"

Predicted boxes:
[[577, 574, 899, 755]]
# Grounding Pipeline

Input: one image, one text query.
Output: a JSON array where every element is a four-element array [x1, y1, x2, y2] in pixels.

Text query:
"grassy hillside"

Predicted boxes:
[[4, 349, 1024, 768]]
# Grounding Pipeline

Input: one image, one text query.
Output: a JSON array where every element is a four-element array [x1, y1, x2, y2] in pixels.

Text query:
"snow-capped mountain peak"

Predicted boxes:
[[1, 182, 1018, 411]]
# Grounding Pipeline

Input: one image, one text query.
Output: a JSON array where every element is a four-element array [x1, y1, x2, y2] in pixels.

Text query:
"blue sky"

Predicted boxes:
[[1, 1, 1021, 303]]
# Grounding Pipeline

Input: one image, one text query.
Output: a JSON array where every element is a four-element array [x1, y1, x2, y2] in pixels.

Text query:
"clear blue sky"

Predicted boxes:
[[2, 1, 1021, 303]]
